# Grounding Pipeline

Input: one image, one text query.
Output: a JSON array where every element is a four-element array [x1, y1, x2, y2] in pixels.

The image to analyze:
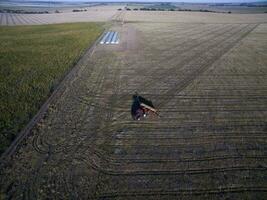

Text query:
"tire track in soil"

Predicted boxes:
[[2, 13, 7, 25], [150, 24, 234, 59], [116, 24, 240, 98], [112, 24, 255, 120], [31, 16, 44, 25], [26, 15, 39, 25], [98, 186, 267, 199], [28, 63, 109, 199], [30, 15, 44, 24], [0, 29, 107, 161], [2, 31, 111, 199], [5, 13, 9, 25], [32, 60, 108, 155], [1, 16, 265, 198], [82, 24, 229, 110], [0, 13, 4, 25], [85, 22, 262, 198], [9, 14, 16, 25], [143, 24, 252, 93], [34, 15, 50, 24], [156, 24, 259, 108], [13, 14, 24, 25], [20, 15, 35, 25], [17, 14, 29, 25], [60, 60, 121, 198]]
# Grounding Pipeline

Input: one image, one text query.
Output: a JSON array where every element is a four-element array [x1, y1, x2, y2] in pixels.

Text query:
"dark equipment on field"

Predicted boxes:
[[131, 93, 158, 120]]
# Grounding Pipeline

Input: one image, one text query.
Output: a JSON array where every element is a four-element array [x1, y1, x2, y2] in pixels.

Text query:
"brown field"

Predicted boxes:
[[0, 6, 119, 25], [1, 11, 267, 199], [123, 10, 267, 23]]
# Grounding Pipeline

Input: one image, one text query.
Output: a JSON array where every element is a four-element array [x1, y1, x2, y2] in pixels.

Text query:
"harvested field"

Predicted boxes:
[[1, 12, 267, 199], [124, 11, 267, 23], [0, 6, 118, 25]]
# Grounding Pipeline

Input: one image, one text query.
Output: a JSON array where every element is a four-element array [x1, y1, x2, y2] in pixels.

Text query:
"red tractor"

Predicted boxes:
[[131, 93, 158, 120]]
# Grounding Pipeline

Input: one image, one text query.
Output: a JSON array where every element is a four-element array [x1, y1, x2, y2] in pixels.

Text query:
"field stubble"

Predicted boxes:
[[1, 12, 267, 199], [0, 6, 119, 26]]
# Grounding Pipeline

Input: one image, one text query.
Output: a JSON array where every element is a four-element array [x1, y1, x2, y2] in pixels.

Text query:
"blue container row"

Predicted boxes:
[[100, 31, 119, 44]]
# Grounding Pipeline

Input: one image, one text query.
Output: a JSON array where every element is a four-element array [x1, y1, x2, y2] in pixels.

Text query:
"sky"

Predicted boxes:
[[13, 0, 266, 2]]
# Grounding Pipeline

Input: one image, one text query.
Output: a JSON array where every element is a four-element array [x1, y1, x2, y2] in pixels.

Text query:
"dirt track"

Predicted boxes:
[[1, 12, 267, 199]]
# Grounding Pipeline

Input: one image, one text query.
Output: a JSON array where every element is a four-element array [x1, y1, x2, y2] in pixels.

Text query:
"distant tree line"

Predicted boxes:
[[210, 3, 267, 7], [72, 9, 87, 12], [0, 9, 49, 14], [119, 7, 232, 13]]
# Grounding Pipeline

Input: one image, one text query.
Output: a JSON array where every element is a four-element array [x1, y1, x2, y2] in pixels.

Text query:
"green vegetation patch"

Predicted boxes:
[[0, 22, 104, 154]]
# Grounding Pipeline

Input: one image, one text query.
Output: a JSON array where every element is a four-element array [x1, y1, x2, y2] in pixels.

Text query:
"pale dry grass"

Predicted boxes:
[[124, 11, 267, 23], [0, 5, 119, 26]]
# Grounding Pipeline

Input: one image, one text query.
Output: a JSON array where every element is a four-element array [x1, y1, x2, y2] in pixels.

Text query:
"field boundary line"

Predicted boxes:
[[0, 27, 106, 162]]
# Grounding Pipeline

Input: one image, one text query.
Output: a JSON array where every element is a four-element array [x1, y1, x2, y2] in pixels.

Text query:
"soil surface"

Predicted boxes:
[[1, 11, 267, 200]]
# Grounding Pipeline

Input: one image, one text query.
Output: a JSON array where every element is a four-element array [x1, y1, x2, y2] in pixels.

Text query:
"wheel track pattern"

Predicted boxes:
[[156, 24, 259, 108], [0, 13, 3, 24], [113, 24, 257, 120], [89, 23, 266, 197], [1, 22, 266, 199], [120, 24, 243, 93], [98, 186, 267, 199]]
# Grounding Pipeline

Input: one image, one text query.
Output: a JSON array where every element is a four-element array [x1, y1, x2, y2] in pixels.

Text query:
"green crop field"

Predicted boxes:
[[0, 22, 104, 154]]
